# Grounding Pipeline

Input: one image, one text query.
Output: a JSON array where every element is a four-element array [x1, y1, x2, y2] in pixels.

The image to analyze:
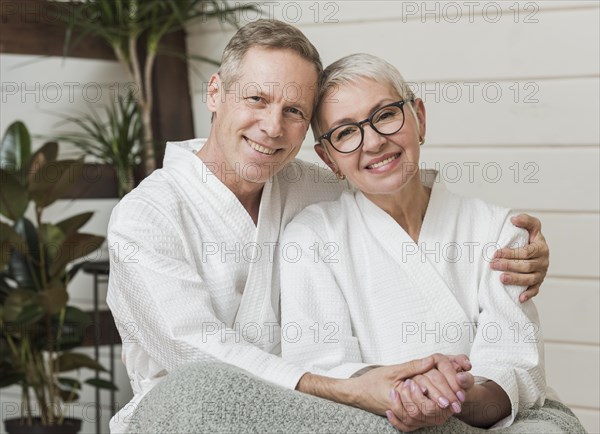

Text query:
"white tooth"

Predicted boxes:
[[368, 154, 399, 169], [248, 139, 276, 155]]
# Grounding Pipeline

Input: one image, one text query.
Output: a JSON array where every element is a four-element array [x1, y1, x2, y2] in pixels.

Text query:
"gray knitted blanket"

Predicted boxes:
[[127, 363, 586, 433]]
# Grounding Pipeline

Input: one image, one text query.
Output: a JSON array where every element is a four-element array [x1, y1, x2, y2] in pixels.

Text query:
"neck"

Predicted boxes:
[[196, 144, 264, 225], [364, 170, 431, 242]]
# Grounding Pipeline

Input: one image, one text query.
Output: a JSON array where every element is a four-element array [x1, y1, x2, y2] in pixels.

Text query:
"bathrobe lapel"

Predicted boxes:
[[234, 178, 282, 352], [355, 172, 470, 328]]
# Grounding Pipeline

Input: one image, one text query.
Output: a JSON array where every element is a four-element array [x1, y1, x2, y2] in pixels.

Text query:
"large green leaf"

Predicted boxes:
[[85, 377, 118, 391], [49, 233, 104, 279], [57, 377, 81, 390], [0, 370, 25, 388], [38, 285, 68, 315], [26, 141, 58, 186], [54, 352, 107, 373], [41, 223, 66, 263], [0, 222, 26, 270], [10, 218, 41, 292], [0, 169, 29, 220], [53, 306, 92, 351], [2, 289, 39, 324], [55, 212, 94, 237], [29, 160, 84, 208], [0, 121, 31, 172]]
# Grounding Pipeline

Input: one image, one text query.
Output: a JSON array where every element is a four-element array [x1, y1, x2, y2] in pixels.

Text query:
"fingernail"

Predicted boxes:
[[521, 295, 529, 303], [404, 379, 412, 389], [457, 372, 467, 383], [502, 274, 511, 283], [386, 410, 393, 421], [438, 397, 450, 408], [410, 382, 416, 393], [457, 391, 466, 402], [421, 386, 428, 394], [389, 389, 397, 401], [452, 402, 462, 413]]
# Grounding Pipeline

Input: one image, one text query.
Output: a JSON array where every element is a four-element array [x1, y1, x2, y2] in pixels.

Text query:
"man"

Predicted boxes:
[[107, 20, 550, 433]]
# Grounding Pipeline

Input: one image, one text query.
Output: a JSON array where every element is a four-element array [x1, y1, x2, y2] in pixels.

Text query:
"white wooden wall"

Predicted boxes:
[[186, 1, 600, 431], [0, 54, 133, 434]]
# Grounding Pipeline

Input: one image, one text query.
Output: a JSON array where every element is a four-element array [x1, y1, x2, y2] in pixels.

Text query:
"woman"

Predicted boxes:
[[279, 54, 575, 431]]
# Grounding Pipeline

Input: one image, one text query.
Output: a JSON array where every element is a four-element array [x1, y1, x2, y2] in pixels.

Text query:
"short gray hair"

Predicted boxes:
[[312, 53, 418, 140], [219, 19, 322, 87]]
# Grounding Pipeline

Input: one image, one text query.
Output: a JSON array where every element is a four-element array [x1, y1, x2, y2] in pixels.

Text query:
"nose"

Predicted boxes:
[[260, 107, 284, 138], [361, 123, 386, 153]]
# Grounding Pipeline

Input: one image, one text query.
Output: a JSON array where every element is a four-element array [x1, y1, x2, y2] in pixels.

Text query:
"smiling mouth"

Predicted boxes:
[[366, 153, 401, 169], [246, 137, 277, 155]]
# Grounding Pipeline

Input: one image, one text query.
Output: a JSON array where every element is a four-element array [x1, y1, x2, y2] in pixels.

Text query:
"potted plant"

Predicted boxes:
[[52, 93, 143, 198], [0, 121, 117, 434], [62, 0, 257, 175]]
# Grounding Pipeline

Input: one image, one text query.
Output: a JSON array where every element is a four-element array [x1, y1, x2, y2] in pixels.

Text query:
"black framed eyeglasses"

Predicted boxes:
[[318, 99, 414, 154]]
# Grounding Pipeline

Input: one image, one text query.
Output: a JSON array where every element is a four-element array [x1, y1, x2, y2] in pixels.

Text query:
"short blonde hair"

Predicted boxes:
[[312, 53, 418, 140], [219, 19, 322, 87]]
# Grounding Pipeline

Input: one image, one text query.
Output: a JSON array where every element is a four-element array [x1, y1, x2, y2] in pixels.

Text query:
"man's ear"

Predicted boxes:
[[314, 143, 338, 173], [206, 74, 221, 113]]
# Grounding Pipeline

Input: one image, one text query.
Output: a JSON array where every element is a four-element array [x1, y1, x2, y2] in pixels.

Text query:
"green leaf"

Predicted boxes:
[[52, 306, 92, 351], [55, 212, 94, 237], [85, 377, 118, 391], [49, 233, 104, 280], [0, 121, 31, 172], [0, 169, 29, 220], [13, 303, 45, 326], [38, 285, 69, 315], [26, 141, 58, 186], [10, 218, 41, 292], [2, 289, 38, 324], [0, 222, 26, 270], [41, 223, 66, 264], [58, 377, 82, 390], [29, 160, 84, 207], [54, 352, 108, 373]]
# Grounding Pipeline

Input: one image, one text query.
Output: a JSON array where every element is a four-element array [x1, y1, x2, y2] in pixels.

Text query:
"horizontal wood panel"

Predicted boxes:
[[188, 1, 599, 34], [534, 212, 600, 278], [545, 342, 600, 408], [296, 147, 600, 212], [536, 278, 599, 344], [187, 6, 599, 84]]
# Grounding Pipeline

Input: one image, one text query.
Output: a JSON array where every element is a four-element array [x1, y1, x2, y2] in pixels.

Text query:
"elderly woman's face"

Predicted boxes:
[[316, 77, 425, 197]]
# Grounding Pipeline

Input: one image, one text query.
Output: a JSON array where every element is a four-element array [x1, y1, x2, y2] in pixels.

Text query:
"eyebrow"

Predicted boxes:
[[329, 98, 397, 128]]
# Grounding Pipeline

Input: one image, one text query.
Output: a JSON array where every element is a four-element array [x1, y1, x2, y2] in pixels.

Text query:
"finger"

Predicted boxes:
[[500, 271, 539, 287], [520, 284, 540, 303], [447, 354, 472, 372], [395, 356, 435, 380], [491, 258, 536, 273], [424, 369, 463, 414], [456, 372, 475, 391], [510, 214, 541, 240], [398, 380, 421, 419], [386, 410, 414, 432], [409, 378, 448, 420], [413, 373, 454, 412]]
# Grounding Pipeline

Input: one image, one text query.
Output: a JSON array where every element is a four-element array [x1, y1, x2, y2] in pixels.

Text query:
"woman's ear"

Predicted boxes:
[[314, 143, 338, 173], [206, 74, 221, 113], [414, 98, 426, 139]]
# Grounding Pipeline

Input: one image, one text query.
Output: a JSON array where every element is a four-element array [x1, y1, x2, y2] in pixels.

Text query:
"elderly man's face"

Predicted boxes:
[[206, 47, 318, 185], [316, 77, 426, 197]]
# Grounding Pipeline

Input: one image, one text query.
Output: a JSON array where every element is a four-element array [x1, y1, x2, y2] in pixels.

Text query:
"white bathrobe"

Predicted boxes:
[[106, 139, 347, 432], [280, 170, 546, 428]]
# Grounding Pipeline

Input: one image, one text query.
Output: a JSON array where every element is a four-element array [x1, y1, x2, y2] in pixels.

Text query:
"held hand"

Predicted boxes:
[[492, 214, 549, 302], [348, 357, 435, 416], [385, 354, 473, 431]]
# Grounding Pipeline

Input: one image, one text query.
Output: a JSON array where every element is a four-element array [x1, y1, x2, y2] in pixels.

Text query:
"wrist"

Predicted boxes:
[[296, 372, 356, 407]]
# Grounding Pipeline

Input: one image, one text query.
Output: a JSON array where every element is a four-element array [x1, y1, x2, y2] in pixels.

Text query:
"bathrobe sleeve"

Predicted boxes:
[[107, 197, 307, 389], [468, 213, 546, 429], [279, 219, 373, 378]]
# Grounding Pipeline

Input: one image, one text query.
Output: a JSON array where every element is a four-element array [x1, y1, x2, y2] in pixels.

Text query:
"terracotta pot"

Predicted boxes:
[[4, 418, 82, 434]]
